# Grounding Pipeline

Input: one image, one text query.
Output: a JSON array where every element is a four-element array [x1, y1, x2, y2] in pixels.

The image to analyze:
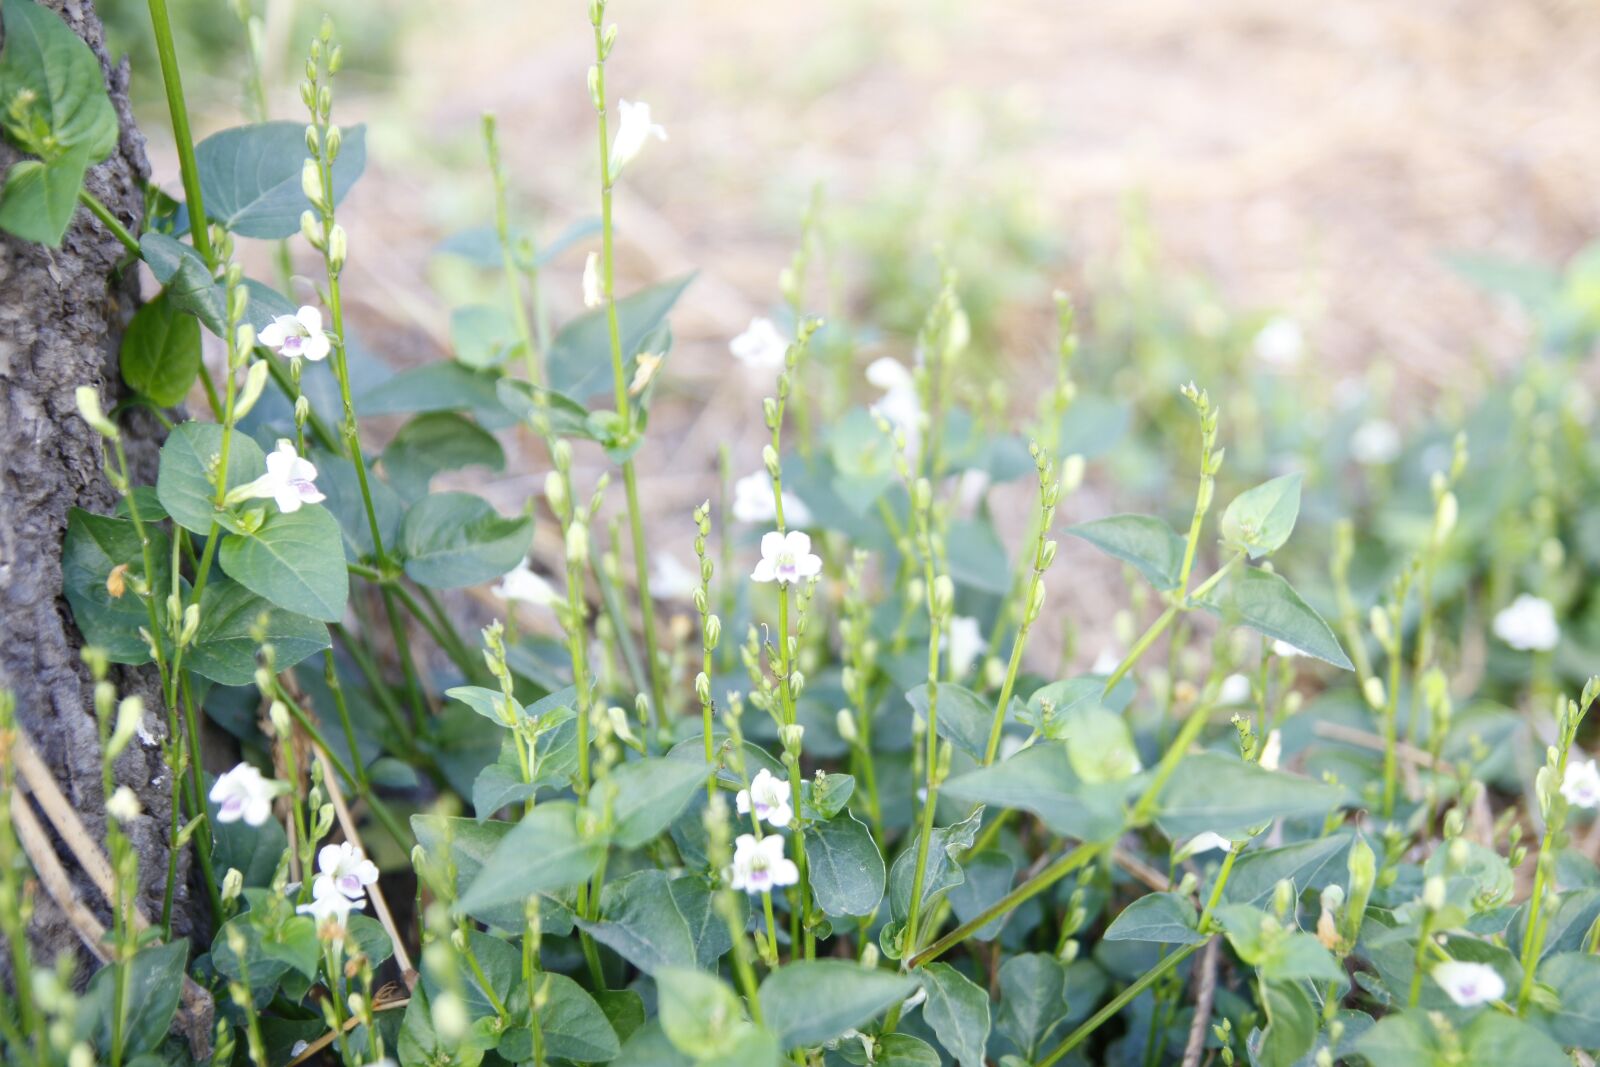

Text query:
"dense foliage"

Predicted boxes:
[[3, 1, 1600, 1066]]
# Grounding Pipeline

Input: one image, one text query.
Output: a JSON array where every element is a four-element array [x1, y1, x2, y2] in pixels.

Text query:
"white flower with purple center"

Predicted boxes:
[[736, 768, 793, 828], [1492, 594, 1560, 652], [1561, 759, 1600, 809], [730, 317, 787, 370], [296, 875, 364, 925], [1432, 961, 1504, 1007], [258, 305, 331, 362], [609, 100, 667, 178], [732, 470, 812, 526], [751, 530, 822, 586], [232, 440, 326, 514], [727, 833, 799, 895], [316, 841, 379, 901], [209, 762, 279, 826]]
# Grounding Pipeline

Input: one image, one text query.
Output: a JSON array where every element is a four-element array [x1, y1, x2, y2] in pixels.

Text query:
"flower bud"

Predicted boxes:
[[1369, 605, 1391, 647], [836, 708, 858, 743], [270, 700, 293, 739], [545, 470, 568, 517], [932, 575, 955, 619], [694, 671, 711, 705], [1343, 836, 1375, 941], [1272, 877, 1295, 919], [325, 124, 342, 161], [1320, 884, 1345, 912], [1362, 675, 1386, 711], [222, 867, 244, 901], [294, 394, 312, 427], [327, 224, 348, 272], [75, 385, 119, 440], [301, 157, 323, 208], [779, 723, 805, 755], [1447, 836, 1470, 873], [1434, 491, 1458, 543], [107, 696, 143, 760], [704, 613, 722, 650], [432, 990, 469, 1041], [788, 670, 805, 701], [565, 520, 590, 566], [1060, 453, 1086, 493], [180, 603, 201, 648], [233, 358, 269, 420], [606, 705, 637, 744], [1040, 539, 1058, 570], [106, 786, 141, 824], [300, 209, 324, 249], [1421, 874, 1445, 912], [762, 444, 780, 479]]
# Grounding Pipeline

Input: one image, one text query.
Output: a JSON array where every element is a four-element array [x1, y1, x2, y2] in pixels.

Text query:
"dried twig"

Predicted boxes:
[[1180, 936, 1222, 1067], [1312, 721, 1454, 773], [285, 993, 410, 1066]]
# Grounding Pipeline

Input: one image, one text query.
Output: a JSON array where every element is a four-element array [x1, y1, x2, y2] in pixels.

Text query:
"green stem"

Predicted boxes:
[[145, 0, 213, 265], [1039, 941, 1203, 1066], [78, 190, 139, 253]]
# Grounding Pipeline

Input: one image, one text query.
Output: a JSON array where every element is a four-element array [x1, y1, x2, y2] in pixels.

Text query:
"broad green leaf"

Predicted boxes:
[[1532, 952, 1600, 1048], [0, 0, 118, 159], [945, 517, 1010, 594], [155, 420, 266, 535], [1221, 833, 1352, 908], [0, 146, 88, 245], [597, 989, 647, 1046], [1220, 473, 1302, 559], [996, 954, 1068, 1059], [495, 378, 604, 442], [1019, 673, 1134, 738], [1215, 906, 1341, 982], [211, 911, 318, 991], [943, 744, 1128, 843], [876, 1034, 941, 1066], [195, 121, 365, 238], [120, 291, 201, 406], [399, 491, 533, 589], [800, 772, 855, 821], [1253, 980, 1317, 1067], [315, 450, 403, 561], [907, 682, 991, 762], [1356, 1010, 1567, 1067], [397, 989, 485, 1067], [139, 232, 224, 331], [669, 874, 742, 970], [917, 963, 990, 1067], [1067, 514, 1185, 590], [1509, 888, 1600, 963], [412, 815, 568, 932], [380, 411, 505, 501], [61, 508, 171, 664], [185, 578, 329, 685], [889, 806, 984, 923], [78, 939, 187, 1057], [946, 851, 1017, 941], [219, 505, 349, 622], [1062, 704, 1142, 784], [1198, 566, 1353, 670], [576, 869, 697, 976], [453, 802, 603, 918], [656, 968, 752, 1060], [445, 684, 521, 727], [758, 960, 916, 1050], [515, 973, 620, 1062], [357, 360, 518, 430], [450, 303, 519, 368], [1156, 751, 1347, 838], [1103, 892, 1205, 945], [420, 929, 519, 1021], [596, 756, 711, 849], [547, 274, 694, 400], [805, 810, 885, 917]]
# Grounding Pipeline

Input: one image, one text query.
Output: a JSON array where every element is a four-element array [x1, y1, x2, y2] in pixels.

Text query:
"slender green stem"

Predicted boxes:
[[145, 0, 213, 265], [78, 190, 139, 253], [1039, 941, 1203, 1066]]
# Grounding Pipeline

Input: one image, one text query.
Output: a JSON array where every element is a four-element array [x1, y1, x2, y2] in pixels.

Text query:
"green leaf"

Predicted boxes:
[[876, 1034, 942, 1067], [450, 303, 519, 368], [947, 851, 1017, 941], [1253, 980, 1317, 1067], [945, 517, 1010, 594], [219, 505, 349, 622], [1198, 566, 1353, 670], [669, 874, 741, 970], [139, 232, 224, 331], [0, 146, 88, 245], [907, 682, 991, 762], [595, 756, 711, 849], [1067, 514, 1185, 590], [399, 491, 534, 589], [805, 811, 885, 918], [534, 972, 622, 1062], [0, 0, 118, 159], [1532, 952, 1600, 1048], [1356, 1010, 1568, 1067], [1220, 473, 1302, 559], [758, 960, 917, 1050], [453, 802, 603, 919], [185, 578, 330, 685], [380, 412, 505, 501], [78, 939, 188, 1057], [656, 968, 753, 1060], [210, 787, 288, 887], [398, 988, 486, 1067], [1156, 751, 1347, 839], [889, 806, 984, 923], [155, 420, 266, 535], [576, 870, 697, 976], [357, 360, 518, 430], [996, 954, 1068, 1059], [195, 121, 365, 238], [420, 929, 519, 1021], [547, 274, 694, 400], [800, 772, 855, 821], [1103, 892, 1206, 945], [943, 743, 1128, 843], [120, 291, 201, 406], [917, 963, 991, 1067], [1221, 833, 1352, 908], [61, 508, 171, 664]]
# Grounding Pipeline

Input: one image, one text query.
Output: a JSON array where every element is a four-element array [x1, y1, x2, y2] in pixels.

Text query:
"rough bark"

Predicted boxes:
[[0, 0, 195, 973]]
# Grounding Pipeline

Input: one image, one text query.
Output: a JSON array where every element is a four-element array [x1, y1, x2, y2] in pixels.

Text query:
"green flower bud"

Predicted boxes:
[[565, 520, 589, 566], [74, 385, 119, 440], [932, 575, 955, 619], [233, 358, 269, 420], [836, 708, 858, 743], [327, 223, 348, 272], [300, 158, 323, 209]]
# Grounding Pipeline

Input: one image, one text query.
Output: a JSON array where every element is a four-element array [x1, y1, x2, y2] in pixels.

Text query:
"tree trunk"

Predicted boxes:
[[0, 0, 196, 974]]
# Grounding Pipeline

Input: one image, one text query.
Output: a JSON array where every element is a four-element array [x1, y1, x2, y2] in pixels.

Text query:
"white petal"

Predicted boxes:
[[301, 332, 331, 361], [258, 319, 291, 347], [784, 531, 811, 556], [296, 306, 323, 334], [759, 531, 786, 558], [751, 558, 777, 583]]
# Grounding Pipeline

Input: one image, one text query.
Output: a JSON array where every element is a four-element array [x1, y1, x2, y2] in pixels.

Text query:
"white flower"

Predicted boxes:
[[1217, 673, 1252, 706], [732, 470, 812, 526], [1176, 831, 1233, 861], [751, 530, 822, 586], [866, 357, 922, 461], [296, 875, 363, 923], [1272, 640, 1303, 658], [1492, 594, 1560, 652], [727, 833, 799, 894], [582, 251, 602, 309], [258, 305, 331, 362], [1561, 759, 1600, 809], [209, 763, 278, 826], [1349, 419, 1401, 466], [730, 317, 788, 370], [1090, 649, 1121, 675], [106, 786, 141, 824], [233, 439, 326, 514], [1259, 729, 1282, 772], [609, 99, 667, 178], [315, 841, 379, 901], [1253, 315, 1304, 367], [736, 768, 793, 827], [947, 616, 985, 678], [1432, 961, 1504, 1007], [494, 559, 562, 608]]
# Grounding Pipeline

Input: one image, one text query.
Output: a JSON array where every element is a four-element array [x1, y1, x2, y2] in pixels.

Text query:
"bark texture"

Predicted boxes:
[[0, 0, 194, 970]]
